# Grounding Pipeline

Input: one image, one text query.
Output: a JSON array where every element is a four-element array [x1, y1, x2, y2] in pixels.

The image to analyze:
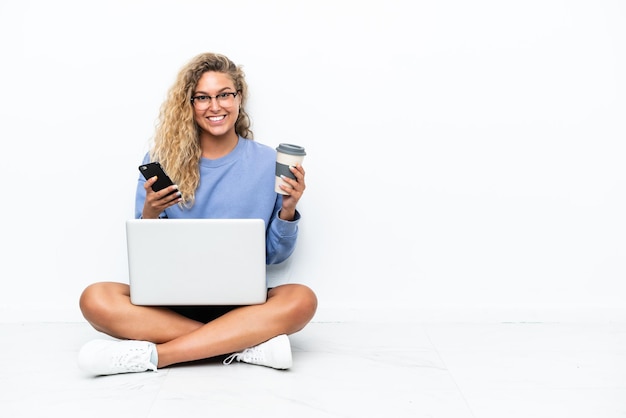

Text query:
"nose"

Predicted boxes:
[[208, 97, 221, 111]]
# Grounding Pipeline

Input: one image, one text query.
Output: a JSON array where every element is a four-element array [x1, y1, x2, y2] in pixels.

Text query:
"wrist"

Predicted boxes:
[[278, 209, 296, 221]]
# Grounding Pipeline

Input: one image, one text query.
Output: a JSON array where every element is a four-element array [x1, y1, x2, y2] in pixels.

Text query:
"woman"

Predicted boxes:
[[78, 52, 317, 375]]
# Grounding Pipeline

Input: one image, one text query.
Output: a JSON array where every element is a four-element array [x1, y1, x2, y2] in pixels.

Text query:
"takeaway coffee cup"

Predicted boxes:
[[275, 143, 306, 194]]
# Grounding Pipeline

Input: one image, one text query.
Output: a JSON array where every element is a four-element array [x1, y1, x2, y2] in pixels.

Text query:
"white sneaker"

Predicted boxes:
[[78, 339, 157, 376], [223, 334, 292, 370]]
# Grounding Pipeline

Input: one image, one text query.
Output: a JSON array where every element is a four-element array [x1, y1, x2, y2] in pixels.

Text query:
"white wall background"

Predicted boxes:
[[0, 0, 624, 323]]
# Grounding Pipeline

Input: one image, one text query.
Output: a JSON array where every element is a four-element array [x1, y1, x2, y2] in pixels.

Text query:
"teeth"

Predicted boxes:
[[209, 116, 225, 121]]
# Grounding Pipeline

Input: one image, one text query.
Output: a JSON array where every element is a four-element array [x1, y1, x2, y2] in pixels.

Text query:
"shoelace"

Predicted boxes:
[[223, 346, 262, 365], [114, 345, 156, 372]]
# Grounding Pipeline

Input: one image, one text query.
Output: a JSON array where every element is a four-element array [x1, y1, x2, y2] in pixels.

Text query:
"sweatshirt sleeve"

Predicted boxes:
[[134, 153, 149, 219], [265, 198, 301, 265]]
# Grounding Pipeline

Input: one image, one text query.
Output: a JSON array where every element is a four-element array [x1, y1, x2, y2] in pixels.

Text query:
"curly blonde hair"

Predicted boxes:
[[150, 52, 253, 208]]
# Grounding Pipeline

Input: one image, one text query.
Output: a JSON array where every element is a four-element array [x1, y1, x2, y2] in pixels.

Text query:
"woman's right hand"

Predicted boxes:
[[141, 176, 182, 219]]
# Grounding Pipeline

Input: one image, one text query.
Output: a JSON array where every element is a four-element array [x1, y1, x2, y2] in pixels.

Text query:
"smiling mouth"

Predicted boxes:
[[208, 115, 225, 122]]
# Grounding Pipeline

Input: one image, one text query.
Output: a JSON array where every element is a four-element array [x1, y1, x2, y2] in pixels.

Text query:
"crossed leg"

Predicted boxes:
[[79, 281, 317, 368]]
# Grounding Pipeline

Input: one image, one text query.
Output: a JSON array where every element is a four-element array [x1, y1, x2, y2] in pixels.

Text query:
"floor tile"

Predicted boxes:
[[1, 321, 624, 418]]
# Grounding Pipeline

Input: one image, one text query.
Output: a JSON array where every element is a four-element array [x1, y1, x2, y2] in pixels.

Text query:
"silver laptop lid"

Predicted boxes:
[[126, 218, 267, 306]]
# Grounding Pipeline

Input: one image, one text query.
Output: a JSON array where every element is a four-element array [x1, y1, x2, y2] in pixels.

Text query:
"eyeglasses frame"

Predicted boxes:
[[190, 91, 240, 108]]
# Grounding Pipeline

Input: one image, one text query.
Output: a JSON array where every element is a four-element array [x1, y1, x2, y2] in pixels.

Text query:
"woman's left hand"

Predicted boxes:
[[278, 164, 306, 221]]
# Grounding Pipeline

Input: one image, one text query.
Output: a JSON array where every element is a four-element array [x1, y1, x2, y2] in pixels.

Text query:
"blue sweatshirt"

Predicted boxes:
[[135, 137, 300, 265]]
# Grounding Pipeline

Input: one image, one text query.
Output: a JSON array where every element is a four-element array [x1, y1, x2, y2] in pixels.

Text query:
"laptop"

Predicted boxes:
[[126, 218, 267, 306]]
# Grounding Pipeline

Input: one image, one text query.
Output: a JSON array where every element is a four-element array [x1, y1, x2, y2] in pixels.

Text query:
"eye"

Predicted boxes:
[[195, 95, 210, 102], [217, 92, 231, 99]]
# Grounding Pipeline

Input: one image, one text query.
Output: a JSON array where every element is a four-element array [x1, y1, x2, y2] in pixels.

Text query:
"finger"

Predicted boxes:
[[156, 190, 182, 209], [279, 175, 299, 192], [291, 164, 305, 178], [289, 166, 306, 190], [155, 184, 180, 199], [144, 176, 158, 192], [279, 184, 303, 203], [284, 168, 303, 185], [165, 190, 183, 205]]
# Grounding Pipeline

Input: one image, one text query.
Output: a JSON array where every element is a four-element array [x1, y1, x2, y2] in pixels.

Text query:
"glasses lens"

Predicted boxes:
[[218, 93, 235, 106], [192, 96, 209, 110]]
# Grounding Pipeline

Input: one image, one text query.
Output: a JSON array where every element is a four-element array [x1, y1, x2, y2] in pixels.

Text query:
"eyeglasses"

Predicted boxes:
[[190, 92, 239, 110]]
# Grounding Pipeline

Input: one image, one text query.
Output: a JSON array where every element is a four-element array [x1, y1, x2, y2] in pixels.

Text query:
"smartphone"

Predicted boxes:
[[138, 162, 176, 195]]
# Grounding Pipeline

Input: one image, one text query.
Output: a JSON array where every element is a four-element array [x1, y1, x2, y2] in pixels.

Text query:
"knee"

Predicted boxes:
[[286, 284, 318, 327], [79, 282, 114, 322]]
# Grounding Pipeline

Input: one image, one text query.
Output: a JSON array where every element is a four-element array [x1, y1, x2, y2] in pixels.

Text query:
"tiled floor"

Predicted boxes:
[[1, 320, 625, 417]]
